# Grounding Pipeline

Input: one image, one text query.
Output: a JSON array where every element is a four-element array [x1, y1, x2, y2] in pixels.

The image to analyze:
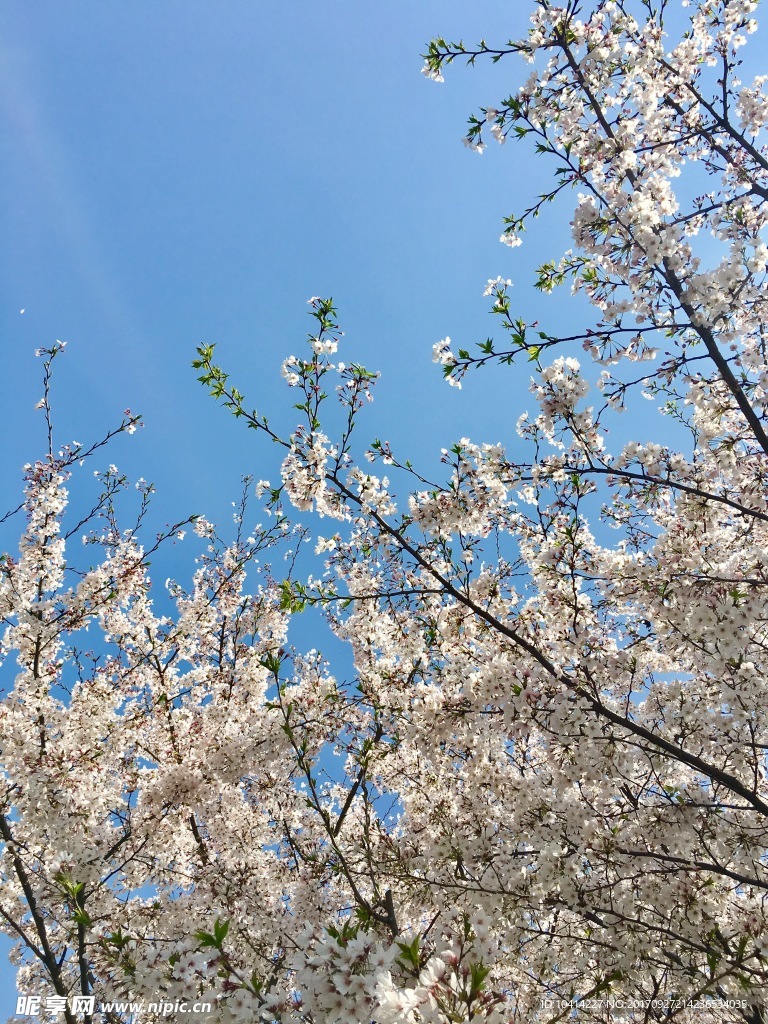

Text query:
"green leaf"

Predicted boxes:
[[195, 917, 230, 950], [396, 935, 421, 970], [469, 961, 491, 997], [261, 652, 283, 676]]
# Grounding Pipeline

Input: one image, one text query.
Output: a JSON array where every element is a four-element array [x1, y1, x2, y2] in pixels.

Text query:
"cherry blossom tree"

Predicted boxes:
[[4, 0, 768, 1021]]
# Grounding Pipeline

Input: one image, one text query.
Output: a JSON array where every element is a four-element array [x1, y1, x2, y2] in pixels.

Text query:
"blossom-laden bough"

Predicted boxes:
[[5, 0, 768, 1022]]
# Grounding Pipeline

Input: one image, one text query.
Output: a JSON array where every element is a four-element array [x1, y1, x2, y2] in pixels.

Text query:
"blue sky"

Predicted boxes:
[[0, 0, 680, 1012], [0, 0, 569, 530]]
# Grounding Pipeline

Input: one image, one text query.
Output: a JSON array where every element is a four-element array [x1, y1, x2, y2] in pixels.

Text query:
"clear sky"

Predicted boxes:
[[0, 0, 673, 1012], [0, 0, 569, 526]]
